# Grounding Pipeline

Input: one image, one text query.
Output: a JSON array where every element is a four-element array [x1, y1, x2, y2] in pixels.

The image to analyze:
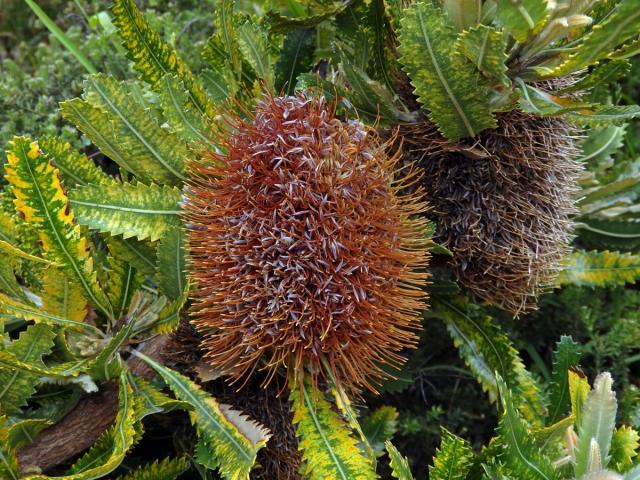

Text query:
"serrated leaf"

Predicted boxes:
[[41, 269, 88, 322], [497, 0, 548, 44], [69, 181, 181, 242], [131, 350, 270, 480], [0, 324, 56, 415], [149, 290, 187, 334], [107, 260, 144, 320], [547, 336, 582, 425], [574, 372, 618, 476], [6, 418, 53, 449], [40, 373, 140, 480], [568, 105, 640, 126], [398, 2, 496, 139], [39, 136, 110, 188], [569, 369, 591, 429], [237, 23, 273, 89], [275, 28, 316, 95], [111, 0, 214, 117], [579, 125, 627, 167], [549, 0, 640, 77], [89, 317, 136, 381], [386, 441, 414, 480], [0, 259, 26, 301], [127, 373, 191, 418], [265, 3, 349, 34], [156, 75, 212, 147], [496, 375, 557, 480], [0, 418, 19, 480], [558, 250, 640, 287], [337, 44, 413, 124], [155, 226, 186, 300], [609, 426, 640, 472], [5, 137, 113, 318], [560, 60, 631, 94], [455, 25, 510, 85], [106, 236, 157, 278], [362, 406, 399, 457], [291, 377, 377, 480], [517, 81, 591, 115], [435, 298, 545, 425], [80, 75, 188, 184], [114, 457, 190, 480], [428, 429, 474, 480], [578, 219, 640, 251], [0, 292, 97, 333]]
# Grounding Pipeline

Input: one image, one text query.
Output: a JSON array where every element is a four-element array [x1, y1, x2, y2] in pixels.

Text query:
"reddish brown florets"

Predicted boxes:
[[184, 93, 430, 392]]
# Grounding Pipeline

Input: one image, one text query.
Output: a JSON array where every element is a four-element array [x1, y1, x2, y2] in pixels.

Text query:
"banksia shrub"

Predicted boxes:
[[184, 93, 430, 392], [403, 111, 581, 313]]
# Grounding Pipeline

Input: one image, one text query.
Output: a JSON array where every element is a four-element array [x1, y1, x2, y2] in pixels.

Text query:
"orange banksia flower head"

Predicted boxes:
[[184, 92, 430, 392]]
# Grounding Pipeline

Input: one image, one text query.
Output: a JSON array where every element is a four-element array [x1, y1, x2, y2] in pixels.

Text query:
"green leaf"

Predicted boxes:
[[41, 269, 89, 322], [106, 236, 157, 279], [155, 226, 186, 300], [558, 250, 640, 287], [39, 373, 140, 480], [89, 317, 137, 381], [131, 350, 270, 480], [435, 298, 545, 425], [156, 75, 211, 147], [609, 426, 640, 473], [106, 260, 144, 321], [443, 0, 482, 31], [0, 324, 56, 415], [114, 457, 190, 480], [578, 219, 640, 251], [517, 81, 591, 115], [455, 25, 510, 85], [81, 75, 187, 184], [569, 370, 591, 429], [290, 378, 377, 480], [398, 2, 496, 139], [127, 373, 191, 417], [237, 23, 273, 89], [148, 290, 187, 334], [0, 259, 27, 301], [0, 292, 99, 333], [496, 375, 557, 480], [362, 406, 399, 457], [5, 137, 113, 319], [275, 28, 316, 95], [265, 3, 349, 34], [69, 181, 182, 242], [496, 0, 548, 44], [574, 372, 618, 476], [6, 418, 53, 449], [549, 0, 640, 77], [428, 429, 474, 480], [568, 104, 640, 126], [0, 418, 20, 480], [111, 0, 214, 117], [579, 125, 627, 167], [337, 44, 413, 124], [560, 60, 631, 94], [547, 336, 581, 425], [386, 441, 414, 480]]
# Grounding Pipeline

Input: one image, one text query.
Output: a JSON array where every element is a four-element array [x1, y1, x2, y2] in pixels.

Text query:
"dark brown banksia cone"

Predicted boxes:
[[184, 92, 430, 392], [402, 110, 581, 315]]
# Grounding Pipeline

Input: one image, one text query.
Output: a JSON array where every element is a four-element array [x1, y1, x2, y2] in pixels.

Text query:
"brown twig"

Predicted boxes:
[[17, 334, 174, 473]]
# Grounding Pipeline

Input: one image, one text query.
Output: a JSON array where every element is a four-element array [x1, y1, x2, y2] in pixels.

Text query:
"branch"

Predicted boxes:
[[17, 334, 174, 473]]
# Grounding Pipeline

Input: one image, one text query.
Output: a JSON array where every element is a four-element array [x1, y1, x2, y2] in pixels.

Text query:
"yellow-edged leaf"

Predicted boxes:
[[4, 137, 113, 319]]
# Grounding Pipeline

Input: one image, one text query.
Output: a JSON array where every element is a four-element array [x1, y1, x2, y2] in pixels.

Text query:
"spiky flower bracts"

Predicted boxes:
[[184, 93, 430, 392]]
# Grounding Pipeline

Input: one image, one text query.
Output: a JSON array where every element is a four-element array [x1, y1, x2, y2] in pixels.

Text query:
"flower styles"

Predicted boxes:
[[184, 92, 430, 392]]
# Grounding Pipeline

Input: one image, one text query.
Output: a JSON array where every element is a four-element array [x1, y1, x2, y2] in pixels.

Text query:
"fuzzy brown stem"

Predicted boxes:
[[17, 335, 174, 473]]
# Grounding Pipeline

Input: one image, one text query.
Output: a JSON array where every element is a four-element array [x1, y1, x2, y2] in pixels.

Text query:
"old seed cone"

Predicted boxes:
[[402, 110, 581, 315], [184, 92, 430, 392]]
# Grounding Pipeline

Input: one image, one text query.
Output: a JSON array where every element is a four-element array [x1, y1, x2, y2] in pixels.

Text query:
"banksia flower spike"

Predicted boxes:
[[184, 92, 430, 392]]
